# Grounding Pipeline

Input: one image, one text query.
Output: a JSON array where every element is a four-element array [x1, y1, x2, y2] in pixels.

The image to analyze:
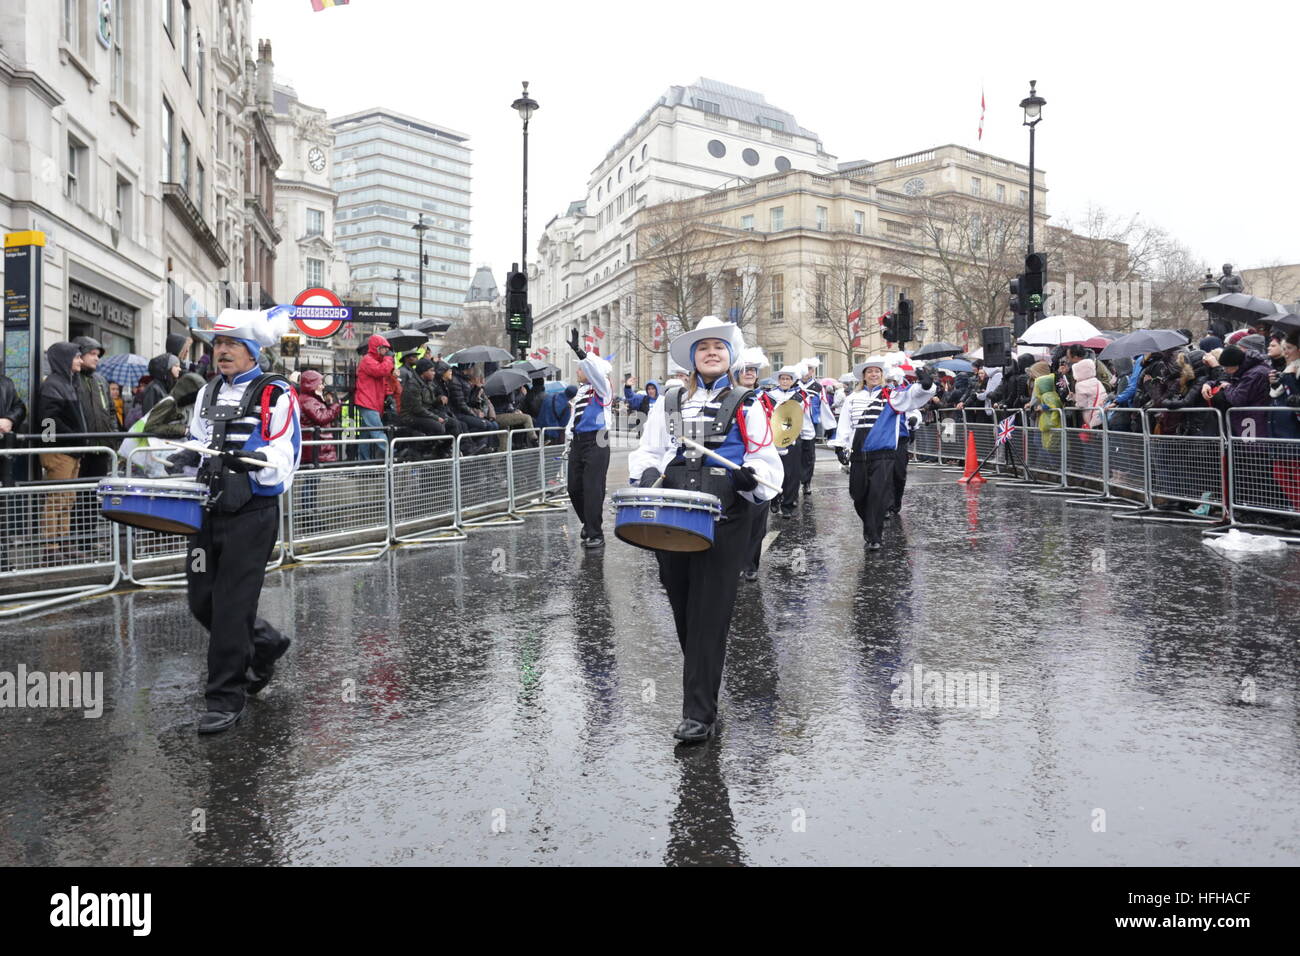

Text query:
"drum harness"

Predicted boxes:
[[197, 373, 291, 513], [663, 385, 757, 520]]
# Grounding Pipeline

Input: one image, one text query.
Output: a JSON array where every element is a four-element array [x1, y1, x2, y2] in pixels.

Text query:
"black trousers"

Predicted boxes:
[[744, 496, 768, 573], [800, 436, 816, 486], [656, 500, 751, 724], [567, 430, 609, 536], [849, 449, 897, 544], [779, 447, 801, 510], [186, 500, 282, 712], [893, 441, 910, 512]]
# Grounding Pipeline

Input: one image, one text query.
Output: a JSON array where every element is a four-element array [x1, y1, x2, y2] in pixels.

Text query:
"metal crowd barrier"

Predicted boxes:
[[390, 434, 465, 544], [287, 438, 392, 563], [1224, 407, 1300, 533], [0, 446, 121, 618]]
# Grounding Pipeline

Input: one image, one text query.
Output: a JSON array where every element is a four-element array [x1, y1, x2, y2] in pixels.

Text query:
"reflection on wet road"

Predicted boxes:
[[2, 454, 1298, 865]]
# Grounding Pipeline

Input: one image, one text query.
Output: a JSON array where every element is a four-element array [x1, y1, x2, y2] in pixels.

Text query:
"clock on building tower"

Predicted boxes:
[[308, 147, 326, 173]]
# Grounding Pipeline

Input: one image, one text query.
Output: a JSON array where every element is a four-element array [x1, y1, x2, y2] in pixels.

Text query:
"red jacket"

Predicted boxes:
[[299, 392, 341, 463], [355, 334, 394, 411]]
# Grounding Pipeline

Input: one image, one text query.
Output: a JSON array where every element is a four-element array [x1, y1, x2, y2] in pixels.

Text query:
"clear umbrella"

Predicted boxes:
[[1017, 315, 1101, 347]]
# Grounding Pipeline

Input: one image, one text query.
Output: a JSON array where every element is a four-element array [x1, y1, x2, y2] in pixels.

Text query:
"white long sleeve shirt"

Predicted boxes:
[[627, 380, 783, 504]]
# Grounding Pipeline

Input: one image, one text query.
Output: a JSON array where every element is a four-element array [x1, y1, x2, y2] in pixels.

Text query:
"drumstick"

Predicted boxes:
[[677, 436, 783, 494], [156, 438, 268, 470]]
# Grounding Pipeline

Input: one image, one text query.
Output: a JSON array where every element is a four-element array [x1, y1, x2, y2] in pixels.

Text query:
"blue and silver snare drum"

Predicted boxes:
[[97, 477, 210, 535], [612, 486, 722, 552]]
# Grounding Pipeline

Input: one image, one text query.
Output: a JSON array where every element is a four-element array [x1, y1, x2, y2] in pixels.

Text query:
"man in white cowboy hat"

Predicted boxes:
[[627, 316, 781, 742], [171, 306, 301, 733], [830, 355, 934, 549], [733, 346, 773, 582], [797, 357, 834, 495], [766, 363, 816, 517], [564, 328, 614, 547]]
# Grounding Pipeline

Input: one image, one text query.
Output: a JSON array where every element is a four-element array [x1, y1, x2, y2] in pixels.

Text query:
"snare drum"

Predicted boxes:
[[97, 477, 210, 535], [613, 486, 722, 552]]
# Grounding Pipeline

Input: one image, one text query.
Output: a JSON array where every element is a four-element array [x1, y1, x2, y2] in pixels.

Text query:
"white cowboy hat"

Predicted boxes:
[[852, 355, 889, 379], [732, 345, 768, 371], [775, 364, 803, 380], [669, 315, 745, 372], [193, 305, 293, 357], [581, 352, 613, 381]]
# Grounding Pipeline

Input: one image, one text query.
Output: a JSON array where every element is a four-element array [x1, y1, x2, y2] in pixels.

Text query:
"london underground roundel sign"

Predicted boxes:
[[292, 287, 350, 337]]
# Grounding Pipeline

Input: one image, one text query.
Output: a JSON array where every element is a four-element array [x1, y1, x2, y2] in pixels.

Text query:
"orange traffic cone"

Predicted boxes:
[[957, 431, 986, 484]]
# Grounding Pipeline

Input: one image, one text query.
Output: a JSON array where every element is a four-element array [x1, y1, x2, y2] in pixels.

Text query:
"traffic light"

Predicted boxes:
[[1023, 252, 1047, 317], [896, 295, 913, 345], [882, 310, 898, 343], [1009, 276, 1027, 317], [505, 266, 528, 316]]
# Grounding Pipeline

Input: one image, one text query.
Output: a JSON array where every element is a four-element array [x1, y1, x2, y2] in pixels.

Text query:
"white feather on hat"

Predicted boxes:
[[733, 346, 768, 370], [194, 305, 293, 348]]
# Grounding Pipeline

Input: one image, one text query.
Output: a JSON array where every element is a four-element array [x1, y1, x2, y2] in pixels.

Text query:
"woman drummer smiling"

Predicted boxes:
[[627, 316, 782, 743]]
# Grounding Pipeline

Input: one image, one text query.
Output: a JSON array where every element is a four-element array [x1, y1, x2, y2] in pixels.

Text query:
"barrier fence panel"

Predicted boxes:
[[457, 429, 522, 528], [1140, 408, 1227, 521], [0, 446, 121, 618], [287, 438, 391, 562], [1059, 406, 1106, 497], [961, 409, 1025, 479], [910, 420, 942, 465], [1226, 407, 1300, 528], [1102, 408, 1150, 507], [935, 409, 966, 468], [390, 434, 464, 544], [1021, 407, 1069, 492], [514, 428, 566, 513]]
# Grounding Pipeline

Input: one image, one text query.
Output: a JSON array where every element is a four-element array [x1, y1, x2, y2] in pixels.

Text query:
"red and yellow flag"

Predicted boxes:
[[311, 0, 349, 11]]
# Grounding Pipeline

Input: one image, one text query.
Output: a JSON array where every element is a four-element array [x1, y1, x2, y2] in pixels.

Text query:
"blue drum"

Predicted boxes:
[[97, 477, 210, 535], [612, 487, 722, 552]]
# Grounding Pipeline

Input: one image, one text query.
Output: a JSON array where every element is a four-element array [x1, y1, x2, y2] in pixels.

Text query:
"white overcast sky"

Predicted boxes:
[[254, 0, 1300, 283]]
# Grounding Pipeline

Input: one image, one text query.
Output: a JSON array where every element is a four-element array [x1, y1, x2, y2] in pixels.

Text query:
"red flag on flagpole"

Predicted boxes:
[[979, 86, 985, 141], [848, 308, 862, 348]]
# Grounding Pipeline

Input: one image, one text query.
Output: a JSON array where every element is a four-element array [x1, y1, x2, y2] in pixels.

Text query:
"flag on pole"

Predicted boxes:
[[848, 308, 862, 348], [996, 415, 1015, 446], [311, 0, 349, 10], [651, 314, 667, 349], [978, 86, 985, 141]]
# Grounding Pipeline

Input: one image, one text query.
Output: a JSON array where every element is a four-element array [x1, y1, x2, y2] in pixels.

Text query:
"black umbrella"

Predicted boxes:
[[1098, 328, 1189, 361], [447, 345, 514, 365], [510, 359, 560, 378], [411, 318, 451, 334], [484, 368, 532, 396], [380, 328, 430, 352], [1266, 312, 1300, 334], [1200, 292, 1287, 327], [911, 341, 965, 359]]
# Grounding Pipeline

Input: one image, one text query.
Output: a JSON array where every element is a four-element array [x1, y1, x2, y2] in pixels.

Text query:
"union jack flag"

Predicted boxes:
[[996, 415, 1016, 446]]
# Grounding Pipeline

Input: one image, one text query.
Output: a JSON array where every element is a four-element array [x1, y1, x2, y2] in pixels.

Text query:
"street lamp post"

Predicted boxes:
[[393, 270, 405, 329], [511, 81, 539, 298], [1198, 270, 1222, 300], [412, 213, 429, 324], [1020, 80, 1046, 256]]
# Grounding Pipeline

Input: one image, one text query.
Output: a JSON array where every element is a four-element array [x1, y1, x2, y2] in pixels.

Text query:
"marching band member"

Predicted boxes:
[[886, 362, 916, 518], [627, 317, 782, 743], [172, 308, 302, 734], [830, 356, 934, 550], [565, 328, 614, 548], [767, 365, 815, 518], [798, 359, 829, 495], [733, 347, 772, 582]]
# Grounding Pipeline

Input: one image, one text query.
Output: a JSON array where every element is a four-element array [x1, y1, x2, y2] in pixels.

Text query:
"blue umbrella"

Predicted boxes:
[[544, 380, 570, 394], [99, 353, 149, 388], [932, 358, 973, 373]]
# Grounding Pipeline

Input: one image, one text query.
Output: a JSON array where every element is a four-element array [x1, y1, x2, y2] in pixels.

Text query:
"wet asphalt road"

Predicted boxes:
[[2, 449, 1298, 866]]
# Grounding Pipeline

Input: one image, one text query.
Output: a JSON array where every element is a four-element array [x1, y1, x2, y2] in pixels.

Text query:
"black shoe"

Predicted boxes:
[[802, 484, 811, 495], [582, 535, 605, 548], [197, 705, 245, 735], [770, 501, 780, 514], [580, 527, 589, 540], [865, 540, 882, 550], [780, 508, 795, 519], [741, 569, 758, 582], [247, 634, 291, 695], [673, 719, 714, 743]]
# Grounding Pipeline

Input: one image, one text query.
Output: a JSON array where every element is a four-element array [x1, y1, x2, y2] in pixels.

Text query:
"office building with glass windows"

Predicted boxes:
[[330, 108, 472, 324]]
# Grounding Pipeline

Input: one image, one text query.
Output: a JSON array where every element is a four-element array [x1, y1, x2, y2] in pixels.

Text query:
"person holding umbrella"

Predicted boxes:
[[565, 328, 614, 547]]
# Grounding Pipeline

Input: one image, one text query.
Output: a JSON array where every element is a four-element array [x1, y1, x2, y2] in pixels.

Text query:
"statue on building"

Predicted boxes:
[[1218, 263, 1245, 295]]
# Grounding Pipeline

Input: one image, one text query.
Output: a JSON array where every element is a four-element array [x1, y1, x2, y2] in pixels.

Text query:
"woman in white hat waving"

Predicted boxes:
[[627, 317, 782, 742]]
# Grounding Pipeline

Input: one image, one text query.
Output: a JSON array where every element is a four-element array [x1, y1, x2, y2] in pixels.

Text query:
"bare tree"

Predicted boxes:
[[632, 200, 764, 355], [886, 195, 1031, 347], [797, 236, 874, 367], [440, 304, 508, 356], [1244, 259, 1300, 308], [1148, 241, 1210, 332]]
